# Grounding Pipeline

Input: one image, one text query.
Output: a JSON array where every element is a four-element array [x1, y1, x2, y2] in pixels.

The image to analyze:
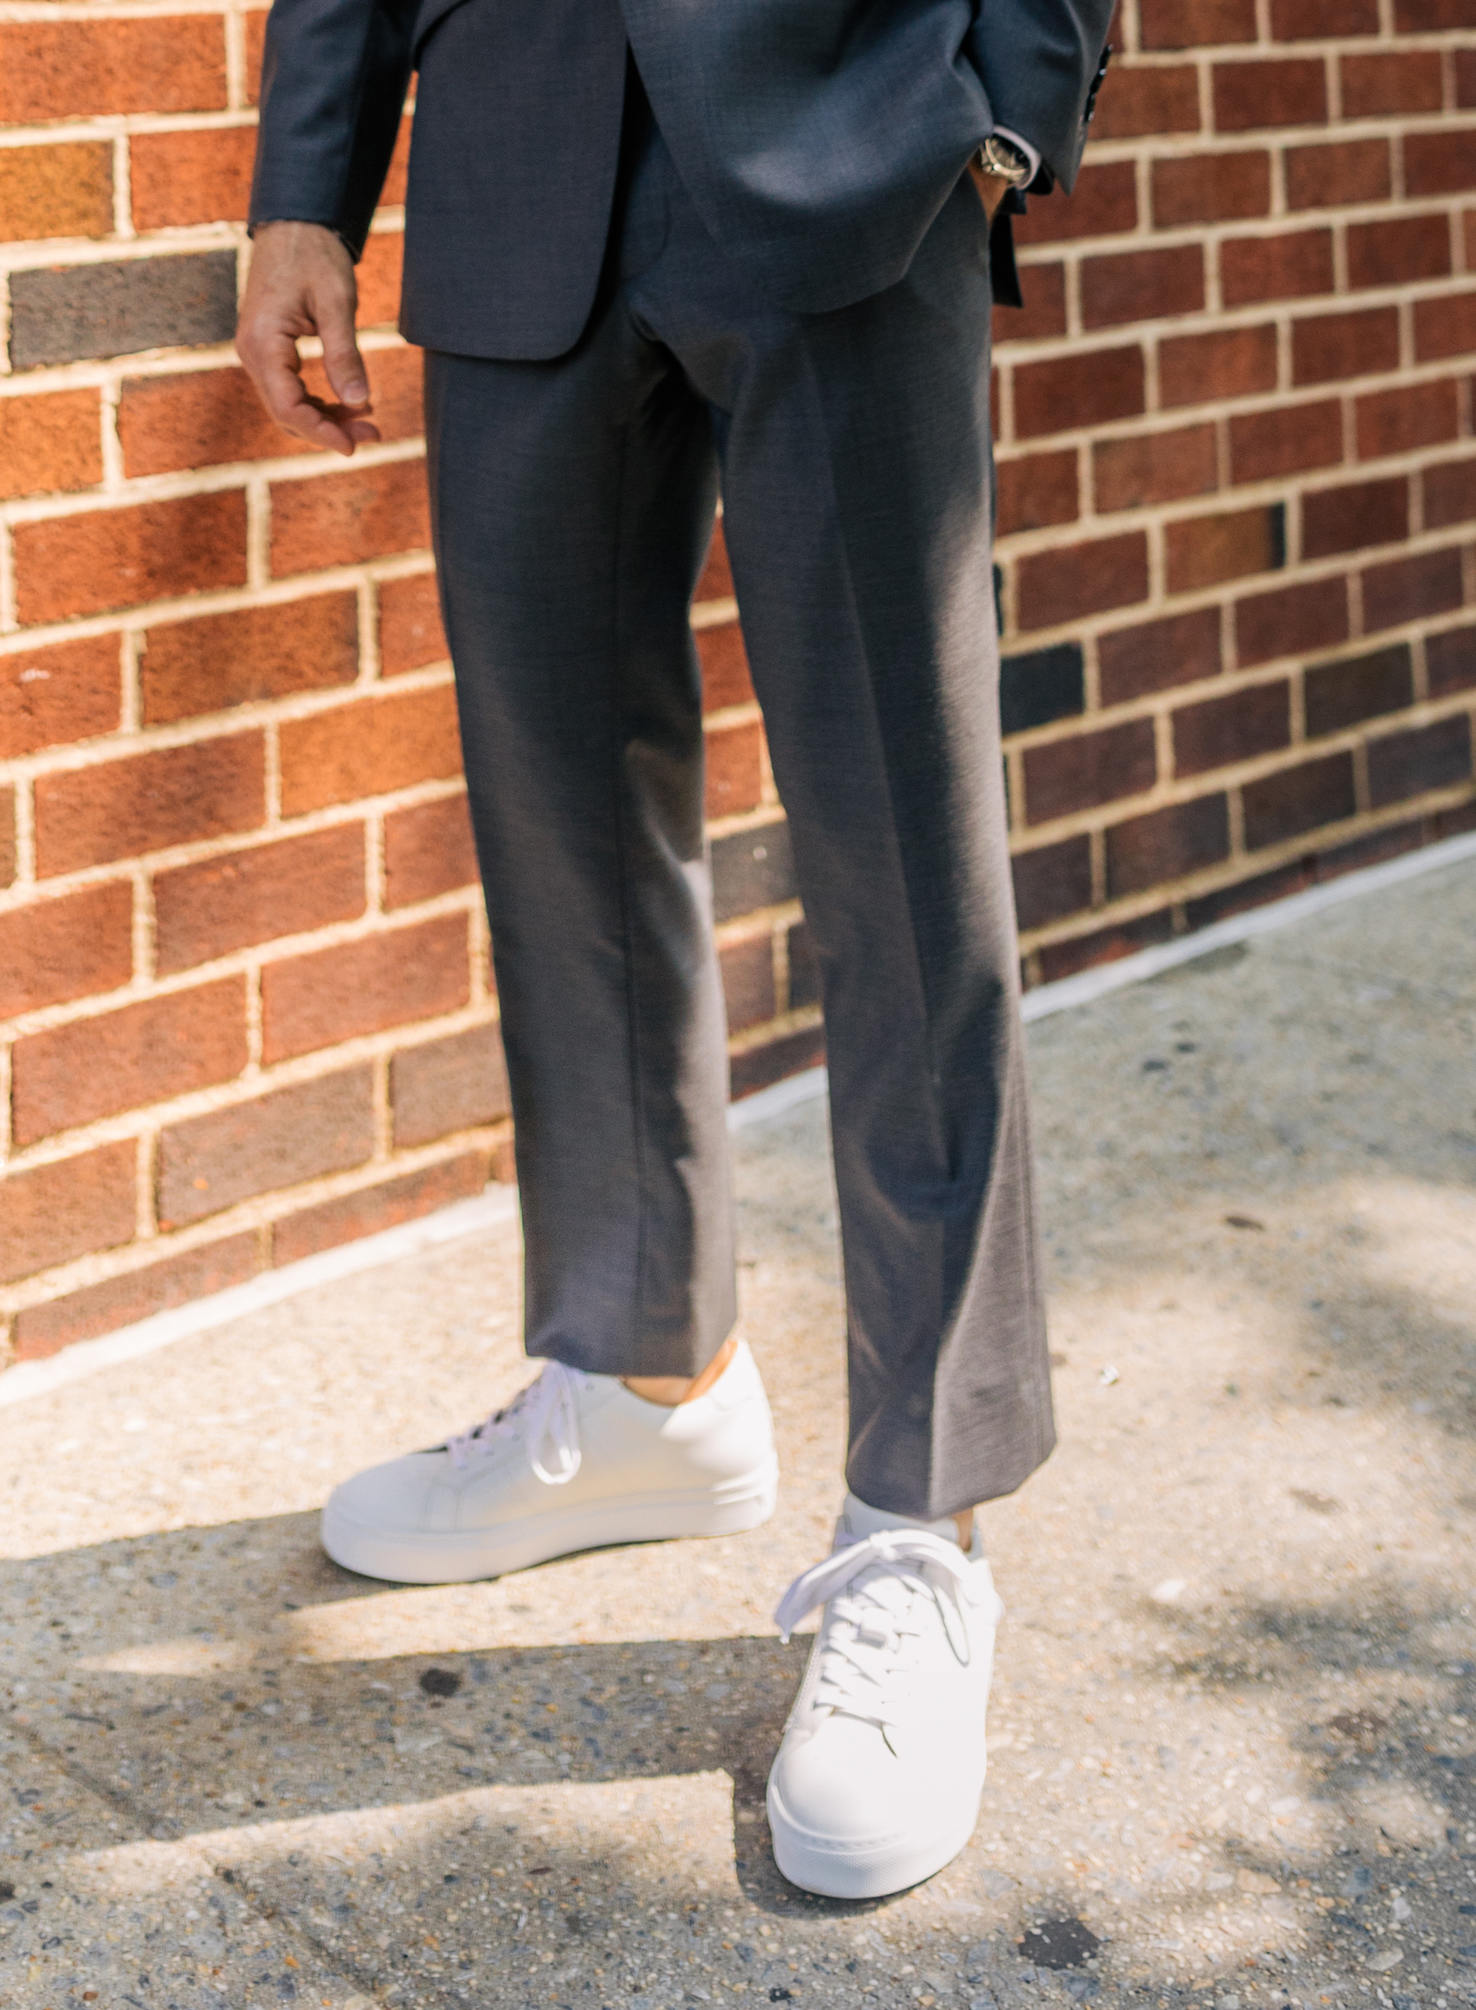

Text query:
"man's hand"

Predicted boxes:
[[236, 221, 381, 456], [967, 156, 1012, 225]]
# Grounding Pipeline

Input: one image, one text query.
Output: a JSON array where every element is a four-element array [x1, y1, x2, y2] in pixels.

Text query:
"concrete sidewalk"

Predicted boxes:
[[3, 852, 1474, 2010]]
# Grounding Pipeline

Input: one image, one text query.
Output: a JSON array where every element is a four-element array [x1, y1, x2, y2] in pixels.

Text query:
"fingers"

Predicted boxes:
[[236, 221, 376, 457], [248, 328, 364, 455]]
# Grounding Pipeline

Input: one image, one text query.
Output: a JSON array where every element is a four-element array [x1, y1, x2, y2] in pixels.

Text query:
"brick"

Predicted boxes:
[[1424, 457, 1476, 531], [696, 523, 733, 604], [391, 1023, 510, 1148], [1228, 398, 1344, 483], [1355, 380, 1461, 461], [1459, 49, 1476, 108], [154, 825, 366, 972], [1284, 139, 1391, 212], [1165, 504, 1285, 595], [0, 388, 102, 501], [996, 448, 1080, 536], [1012, 345, 1145, 438], [1361, 548, 1465, 633], [720, 932, 778, 1032], [1172, 679, 1291, 774], [1011, 834, 1093, 930], [8, 252, 238, 372], [1303, 475, 1410, 561], [730, 1022, 827, 1100], [1341, 49, 1443, 118], [1235, 577, 1349, 665], [1000, 642, 1085, 736], [1221, 228, 1335, 308], [384, 792, 478, 907], [261, 913, 469, 1062], [269, 458, 430, 575], [712, 817, 795, 922], [1015, 161, 1137, 246], [1099, 606, 1223, 705], [0, 141, 113, 243], [355, 229, 404, 327], [141, 594, 359, 727], [1242, 750, 1356, 850], [0, 790, 13, 889], [1080, 244, 1204, 330], [270, 1151, 487, 1266], [1184, 857, 1313, 927], [1159, 324, 1278, 408], [697, 621, 756, 709], [1152, 152, 1271, 227], [0, 633, 119, 759], [1427, 624, 1476, 696], [34, 733, 264, 877], [0, 1142, 136, 1287], [1346, 214, 1451, 292], [14, 490, 247, 627], [1413, 289, 1476, 365], [1015, 531, 1149, 631], [157, 1067, 375, 1229], [1022, 718, 1158, 823], [1304, 643, 1414, 737], [1213, 59, 1328, 133], [1141, 0, 1256, 45], [1089, 63, 1201, 140], [379, 571, 448, 676], [11, 977, 248, 1147], [705, 717, 765, 819], [379, 115, 413, 209], [1291, 305, 1400, 386], [1393, 0, 1476, 31], [1272, 0, 1378, 32], [0, 882, 133, 1020], [130, 124, 257, 230], [1368, 714, 1472, 806], [995, 261, 1068, 343], [0, 19, 226, 123], [1407, 127, 1476, 199], [1034, 908, 1176, 983], [245, 8, 268, 103], [278, 683, 462, 814], [1094, 424, 1217, 514], [13, 1233, 260, 1361], [1105, 794, 1231, 898], [786, 920, 820, 1010]]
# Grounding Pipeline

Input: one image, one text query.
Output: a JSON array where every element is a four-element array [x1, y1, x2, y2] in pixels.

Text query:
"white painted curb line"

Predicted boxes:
[[6, 824, 1475, 1408]]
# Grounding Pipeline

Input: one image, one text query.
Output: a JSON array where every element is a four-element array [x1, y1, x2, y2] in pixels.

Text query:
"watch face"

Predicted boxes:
[[986, 136, 1030, 182]]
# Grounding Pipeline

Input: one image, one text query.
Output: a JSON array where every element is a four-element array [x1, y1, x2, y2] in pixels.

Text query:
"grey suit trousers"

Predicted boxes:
[[424, 87, 1054, 1519]]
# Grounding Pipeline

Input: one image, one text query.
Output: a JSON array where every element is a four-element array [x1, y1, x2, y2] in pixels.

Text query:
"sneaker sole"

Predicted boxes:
[[320, 1458, 779, 1583], [766, 1776, 984, 1900]]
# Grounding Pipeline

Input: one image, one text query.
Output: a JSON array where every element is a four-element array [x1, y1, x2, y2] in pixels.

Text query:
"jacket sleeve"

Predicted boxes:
[[966, 0, 1114, 194], [248, 0, 417, 259]]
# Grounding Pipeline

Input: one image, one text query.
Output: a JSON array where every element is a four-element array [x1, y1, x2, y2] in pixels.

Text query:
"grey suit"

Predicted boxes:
[[249, 1, 1112, 1518]]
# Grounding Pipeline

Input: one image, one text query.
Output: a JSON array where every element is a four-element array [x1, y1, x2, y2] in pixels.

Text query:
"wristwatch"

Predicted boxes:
[[977, 133, 1033, 187]]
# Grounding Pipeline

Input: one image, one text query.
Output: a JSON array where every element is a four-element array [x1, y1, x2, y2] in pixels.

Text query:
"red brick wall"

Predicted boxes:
[[2, 0, 1474, 1363]]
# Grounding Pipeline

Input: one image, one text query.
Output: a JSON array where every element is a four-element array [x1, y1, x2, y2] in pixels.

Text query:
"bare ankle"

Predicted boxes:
[[623, 1334, 739, 1408]]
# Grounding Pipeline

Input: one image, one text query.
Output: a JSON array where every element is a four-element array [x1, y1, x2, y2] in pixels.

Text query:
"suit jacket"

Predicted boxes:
[[249, 0, 1113, 360]]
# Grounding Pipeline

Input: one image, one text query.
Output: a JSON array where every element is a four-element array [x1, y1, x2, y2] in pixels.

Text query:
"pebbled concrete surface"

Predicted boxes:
[[2, 854, 1474, 2010]]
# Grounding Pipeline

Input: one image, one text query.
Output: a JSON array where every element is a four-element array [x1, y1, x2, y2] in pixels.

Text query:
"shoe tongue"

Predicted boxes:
[[841, 1491, 960, 1545]]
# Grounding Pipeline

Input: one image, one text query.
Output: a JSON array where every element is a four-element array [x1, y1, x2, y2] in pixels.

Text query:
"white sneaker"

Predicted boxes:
[[766, 1493, 1004, 1898], [320, 1340, 778, 1583]]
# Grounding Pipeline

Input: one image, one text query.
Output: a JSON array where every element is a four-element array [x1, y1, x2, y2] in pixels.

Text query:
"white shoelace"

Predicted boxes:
[[773, 1529, 976, 1735], [444, 1360, 587, 1485]]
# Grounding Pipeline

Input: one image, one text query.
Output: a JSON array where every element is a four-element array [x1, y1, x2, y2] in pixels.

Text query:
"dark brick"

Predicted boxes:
[[1361, 548, 1464, 634], [1164, 504, 1285, 596], [1342, 49, 1443, 116], [1355, 380, 1460, 461], [390, 1023, 511, 1148], [729, 1023, 826, 1101], [1011, 835, 1093, 931], [1014, 160, 1137, 245], [1099, 607, 1223, 705], [1346, 213, 1451, 290], [1012, 345, 1145, 438], [1284, 138, 1391, 211], [1228, 398, 1344, 484], [1427, 624, 1476, 697], [786, 920, 821, 1011], [1023, 718, 1158, 824], [1272, 0, 1378, 33], [995, 448, 1080, 536], [1301, 476, 1409, 560], [1141, 0, 1256, 45], [1304, 643, 1415, 737], [1404, 127, 1476, 199], [1291, 305, 1400, 387], [1015, 531, 1150, 630], [719, 932, 777, 1032], [712, 818, 795, 923], [1221, 227, 1335, 307], [1413, 289, 1476, 364], [1185, 859, 1314, 928], [1000, 643, 1085, 737], [1235, 577, 1349, 666], [1367, 715, 1472, 806], [8, 251, 237, 371], [1213, 58, 1329, 132], [1105, 795, 1231, 898], [271, 1153, 490, 1267], [1173, 681, 1291, 776], [1242, 751, 1356, 850], [156, 1068, 375, 1229], [1034, 908, 1176, 984], [1152, 151, 1271, 226]]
